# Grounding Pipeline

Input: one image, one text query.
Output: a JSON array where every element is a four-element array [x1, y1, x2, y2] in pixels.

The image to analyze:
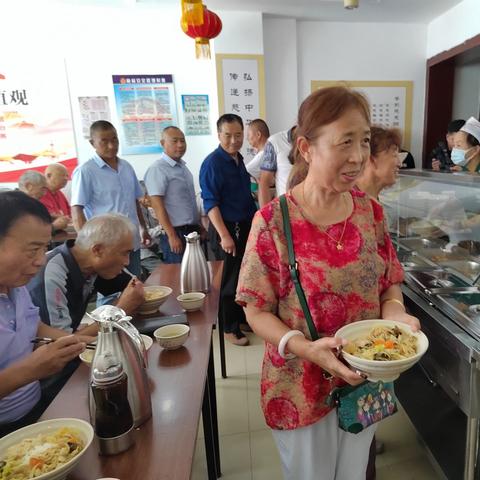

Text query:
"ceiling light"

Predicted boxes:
[[344, 0, 359, 9]]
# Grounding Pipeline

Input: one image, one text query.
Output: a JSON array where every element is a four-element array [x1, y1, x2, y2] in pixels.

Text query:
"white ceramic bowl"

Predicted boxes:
[[79, 334, 152, 365], [335, 319, 429, 382], [138, 286, 172, 315], [79, 349, 95, 364], [0, 418, 94, 480], [140, 334, 153, 351], [153, 324, 190, 350], [176, 292, 206, 311]]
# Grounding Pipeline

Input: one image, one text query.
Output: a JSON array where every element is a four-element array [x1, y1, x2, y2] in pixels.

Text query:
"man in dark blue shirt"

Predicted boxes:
[[200, 114, 256, 346]]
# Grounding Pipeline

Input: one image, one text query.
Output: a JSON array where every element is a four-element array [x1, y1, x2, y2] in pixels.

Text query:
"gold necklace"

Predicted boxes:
[[301, 183, 349, 251]]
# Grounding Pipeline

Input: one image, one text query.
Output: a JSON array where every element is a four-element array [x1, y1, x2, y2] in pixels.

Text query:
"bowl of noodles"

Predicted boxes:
[[335, 320, 429, 382], [0, 418, 93, 480], [138, 286, 173, 315]]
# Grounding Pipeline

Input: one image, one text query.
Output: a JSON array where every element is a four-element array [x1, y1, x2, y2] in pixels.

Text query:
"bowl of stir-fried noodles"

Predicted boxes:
[[0, 418, 93, 480], [335, 320, 429, 382]]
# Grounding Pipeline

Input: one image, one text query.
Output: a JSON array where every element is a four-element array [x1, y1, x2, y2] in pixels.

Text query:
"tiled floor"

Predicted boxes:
[[192, 330, 444, 480]]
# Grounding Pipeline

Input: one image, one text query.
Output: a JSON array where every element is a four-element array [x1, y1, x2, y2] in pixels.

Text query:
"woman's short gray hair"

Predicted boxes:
[[76, 213, 136, 250]]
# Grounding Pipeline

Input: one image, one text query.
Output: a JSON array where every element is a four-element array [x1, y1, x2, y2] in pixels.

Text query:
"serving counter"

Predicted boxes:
[[380, 170, 480, 480]]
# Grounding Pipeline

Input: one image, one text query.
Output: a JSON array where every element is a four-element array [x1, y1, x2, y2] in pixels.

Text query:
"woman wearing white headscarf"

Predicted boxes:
[[450, 117, 480, 172]]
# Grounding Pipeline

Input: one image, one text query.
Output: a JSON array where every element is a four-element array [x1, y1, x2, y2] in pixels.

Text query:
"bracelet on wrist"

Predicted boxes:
[[278, 330, 305, 359], [381, 298, 405, 310]]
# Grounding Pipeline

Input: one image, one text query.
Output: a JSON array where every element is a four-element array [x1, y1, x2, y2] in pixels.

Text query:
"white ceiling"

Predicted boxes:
[[138, 0, 464, 24]]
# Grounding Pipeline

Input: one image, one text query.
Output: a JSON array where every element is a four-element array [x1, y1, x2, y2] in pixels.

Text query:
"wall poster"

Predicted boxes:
[[112, 74, 178, 155], [0, 60, 77, 183], [181, 94, 210, 136], [78, 96, 111, 139], [311, 80, 414, 150], [216, 54, 266, 162]]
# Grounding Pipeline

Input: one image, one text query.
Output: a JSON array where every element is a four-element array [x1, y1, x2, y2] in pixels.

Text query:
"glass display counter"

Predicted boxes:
[[379, 170, 480, 480]]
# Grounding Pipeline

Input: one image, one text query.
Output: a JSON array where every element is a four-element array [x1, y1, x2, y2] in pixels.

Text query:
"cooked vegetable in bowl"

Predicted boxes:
[[343, 325, 418, 361], [0, 419, 93, 480], [335, 320, 429, 382]]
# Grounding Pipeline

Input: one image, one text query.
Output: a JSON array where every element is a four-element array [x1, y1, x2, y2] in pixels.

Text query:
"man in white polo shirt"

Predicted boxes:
[[258, 126, 296, 207]]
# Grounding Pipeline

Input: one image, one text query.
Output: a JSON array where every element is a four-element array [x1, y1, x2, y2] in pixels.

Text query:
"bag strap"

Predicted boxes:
[[279, 194, 319, 341]]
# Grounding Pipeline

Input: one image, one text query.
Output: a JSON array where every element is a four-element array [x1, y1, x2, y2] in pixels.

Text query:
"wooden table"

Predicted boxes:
[[40, 261, 223, 480]]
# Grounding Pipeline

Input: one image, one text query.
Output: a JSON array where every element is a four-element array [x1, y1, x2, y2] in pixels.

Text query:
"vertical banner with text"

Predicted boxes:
[[216, 54, 266, 162]]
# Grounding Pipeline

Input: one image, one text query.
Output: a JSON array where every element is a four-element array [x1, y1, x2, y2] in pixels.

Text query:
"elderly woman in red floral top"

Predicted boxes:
[[236, 86, 420, 480]]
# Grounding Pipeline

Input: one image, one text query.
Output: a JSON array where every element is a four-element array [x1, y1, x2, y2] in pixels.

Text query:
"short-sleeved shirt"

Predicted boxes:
[[245, 149, 264, 181], [0, 287, 41, 424], [200, 145, 257, 222], [40, 189, 71, 217], [236, 190, 404, 431], [71, 154, 143, 250], [143, 153, 199, 227], [27, 240, 130, 333], [259, 129, 293, 196]]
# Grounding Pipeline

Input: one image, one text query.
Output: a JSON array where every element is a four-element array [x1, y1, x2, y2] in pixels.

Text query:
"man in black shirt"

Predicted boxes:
[[428, 119, 465, 170]]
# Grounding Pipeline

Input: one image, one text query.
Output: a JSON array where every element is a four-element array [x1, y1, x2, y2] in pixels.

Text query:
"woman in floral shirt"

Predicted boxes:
[[236, 86, 420, 480]]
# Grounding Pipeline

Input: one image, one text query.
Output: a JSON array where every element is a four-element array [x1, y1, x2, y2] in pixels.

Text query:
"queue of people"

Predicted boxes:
[[5, 81, 474, 479]]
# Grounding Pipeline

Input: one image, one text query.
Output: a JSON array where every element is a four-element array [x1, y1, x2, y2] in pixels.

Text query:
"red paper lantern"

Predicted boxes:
[[181, 5, 222, 59]]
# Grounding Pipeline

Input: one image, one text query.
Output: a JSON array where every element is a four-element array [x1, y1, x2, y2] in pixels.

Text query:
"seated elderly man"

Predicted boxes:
[[28, 214, 145, 334], [0, 191, 91, 437], [18, 170, 69, 232], [18, 170, 48, 200], [40, 163, 71, 222]]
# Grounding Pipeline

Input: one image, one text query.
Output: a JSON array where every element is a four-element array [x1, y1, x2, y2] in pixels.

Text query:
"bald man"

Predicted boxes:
[[40, 163, 71, 219], [144, 126, 202, 263]]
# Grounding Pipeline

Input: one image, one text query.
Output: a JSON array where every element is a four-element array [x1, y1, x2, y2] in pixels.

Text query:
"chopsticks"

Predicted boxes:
[[122, 267, 137, 285], [31, 337, 96, 350]]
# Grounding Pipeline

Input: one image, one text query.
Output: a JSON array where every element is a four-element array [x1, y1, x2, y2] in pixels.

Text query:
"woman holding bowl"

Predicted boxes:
[[236, 86, 420, 480]]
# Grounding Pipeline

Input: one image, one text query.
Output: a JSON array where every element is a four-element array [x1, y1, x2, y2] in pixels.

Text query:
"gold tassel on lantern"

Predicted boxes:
[[181, 0, 204, 30], [195, 38, 211, 59]]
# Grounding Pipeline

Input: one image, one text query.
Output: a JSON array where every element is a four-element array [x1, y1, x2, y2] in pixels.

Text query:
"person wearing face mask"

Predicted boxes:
[[429, 119, 465, 171], [449, 117, 480, 173]]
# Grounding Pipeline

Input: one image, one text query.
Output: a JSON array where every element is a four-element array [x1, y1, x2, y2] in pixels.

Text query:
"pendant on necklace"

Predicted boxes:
[[336, 243, 343, 251]]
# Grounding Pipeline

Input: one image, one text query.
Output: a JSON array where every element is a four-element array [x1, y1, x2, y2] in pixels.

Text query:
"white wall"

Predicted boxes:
[[263, 18, 299, 134], [0, 2, 264, 189], [452, 62, 480, 119], [215, 11, 263, 54], [263, 19, 428, 163], [427, 0, 480, 58]]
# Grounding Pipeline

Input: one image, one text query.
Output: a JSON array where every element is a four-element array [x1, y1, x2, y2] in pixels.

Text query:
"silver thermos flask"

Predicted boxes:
[[90, 354, 135, 455], [180, 231, 211, 293]]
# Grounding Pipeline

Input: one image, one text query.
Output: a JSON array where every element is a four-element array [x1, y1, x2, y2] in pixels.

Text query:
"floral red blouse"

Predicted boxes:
[[236, 190, 404, 430]]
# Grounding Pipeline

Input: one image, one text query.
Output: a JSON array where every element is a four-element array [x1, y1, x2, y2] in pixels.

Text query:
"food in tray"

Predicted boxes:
[[0, 427, 84, 479], [344, 325, 418, 361]]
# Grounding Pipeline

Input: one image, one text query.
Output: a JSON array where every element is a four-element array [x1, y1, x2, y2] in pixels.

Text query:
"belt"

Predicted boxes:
[[174, 224, 199, 230]]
